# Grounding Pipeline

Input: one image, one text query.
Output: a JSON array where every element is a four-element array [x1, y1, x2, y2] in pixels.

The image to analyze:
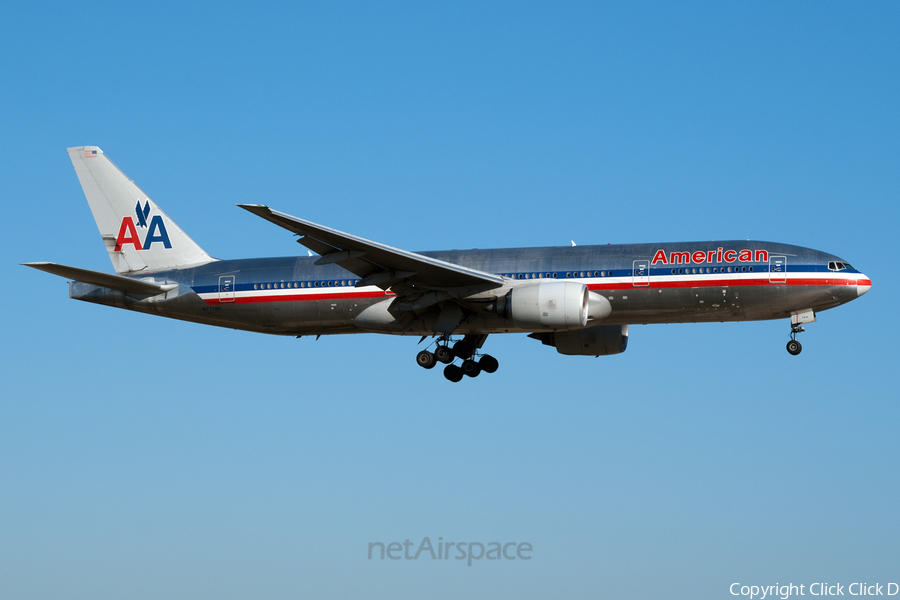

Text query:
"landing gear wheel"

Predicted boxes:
[[435, 345, 454, 364], [478, 354, 499, 374], [786, 340, 802, 355], [461, 359, 481, 378], [443, 364, 463, 382], [416, 350, 436, 369], [453, 341, 474, 360]]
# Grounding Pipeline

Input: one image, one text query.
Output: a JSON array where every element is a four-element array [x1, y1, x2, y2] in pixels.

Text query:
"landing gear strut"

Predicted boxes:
[[786, 325, 804, 355], [414, 334, 500, 382]]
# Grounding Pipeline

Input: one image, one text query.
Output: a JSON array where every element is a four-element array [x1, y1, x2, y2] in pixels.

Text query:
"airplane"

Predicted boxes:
[[25, 147, 872, 382]]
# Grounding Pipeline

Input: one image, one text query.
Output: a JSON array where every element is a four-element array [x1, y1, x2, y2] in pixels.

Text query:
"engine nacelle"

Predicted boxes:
[[506, 282, 589, 331], [530, 324, 629, 356]]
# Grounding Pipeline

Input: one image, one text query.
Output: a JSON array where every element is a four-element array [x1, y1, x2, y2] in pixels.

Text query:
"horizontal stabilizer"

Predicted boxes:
[[23, 262, 169, 295]]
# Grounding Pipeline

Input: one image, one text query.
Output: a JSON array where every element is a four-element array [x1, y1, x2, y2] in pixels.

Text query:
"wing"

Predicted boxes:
[[238, 205, 504, 293]]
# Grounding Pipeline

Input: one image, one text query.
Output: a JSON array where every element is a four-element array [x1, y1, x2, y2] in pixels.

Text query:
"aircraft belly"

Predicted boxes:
[[590, 287, 695, 324], [592, 283, 849, 325], [155, 296, 377, 335]]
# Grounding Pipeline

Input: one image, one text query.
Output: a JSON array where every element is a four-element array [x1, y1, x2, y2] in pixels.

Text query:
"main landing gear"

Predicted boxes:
[[415, 335, 499, 382], [786, 324, 804, 355]]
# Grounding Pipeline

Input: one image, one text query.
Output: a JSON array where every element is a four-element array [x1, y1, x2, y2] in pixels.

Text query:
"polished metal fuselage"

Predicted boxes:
[[69, 240, 868, 337]]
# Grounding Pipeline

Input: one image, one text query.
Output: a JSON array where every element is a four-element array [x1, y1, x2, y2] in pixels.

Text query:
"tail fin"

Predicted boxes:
[[68, 146, 215, 274]]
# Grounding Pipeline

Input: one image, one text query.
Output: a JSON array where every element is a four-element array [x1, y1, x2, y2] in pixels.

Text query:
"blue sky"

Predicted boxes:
[[1, 2, 898, 598]]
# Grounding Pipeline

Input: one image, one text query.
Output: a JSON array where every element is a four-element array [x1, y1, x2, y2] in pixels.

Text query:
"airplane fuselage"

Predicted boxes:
[[69, 240, 870, 337]]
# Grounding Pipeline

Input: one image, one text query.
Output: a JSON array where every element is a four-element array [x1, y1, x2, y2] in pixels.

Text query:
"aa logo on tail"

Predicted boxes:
[[114, 201, 171, 251]]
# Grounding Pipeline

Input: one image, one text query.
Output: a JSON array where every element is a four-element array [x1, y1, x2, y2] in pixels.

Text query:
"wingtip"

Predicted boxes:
[[236, 204, 270, 212]]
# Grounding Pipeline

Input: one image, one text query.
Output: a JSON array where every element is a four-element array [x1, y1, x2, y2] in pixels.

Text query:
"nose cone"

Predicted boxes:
[[857, 274, 872, 297]]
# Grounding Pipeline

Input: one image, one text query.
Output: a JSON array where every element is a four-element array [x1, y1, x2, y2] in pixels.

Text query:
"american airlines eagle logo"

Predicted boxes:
[[135, 200, 151, 228], [113, 200, 172, 251]]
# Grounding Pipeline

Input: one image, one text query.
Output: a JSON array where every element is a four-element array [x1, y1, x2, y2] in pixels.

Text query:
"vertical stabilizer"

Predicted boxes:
[[67, 146, 215, 274]]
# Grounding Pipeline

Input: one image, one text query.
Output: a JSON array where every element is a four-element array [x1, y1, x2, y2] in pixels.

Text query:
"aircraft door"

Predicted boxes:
[[769, 256, 787, 283], [218, 275, 235, 303], [633, 260, 650, 287]]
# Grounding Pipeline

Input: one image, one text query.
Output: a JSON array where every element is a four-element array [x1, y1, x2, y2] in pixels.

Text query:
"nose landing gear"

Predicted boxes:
[[786, 325, 804, 355], [415, 334, 499, 381], [786, 310, 815, 356]]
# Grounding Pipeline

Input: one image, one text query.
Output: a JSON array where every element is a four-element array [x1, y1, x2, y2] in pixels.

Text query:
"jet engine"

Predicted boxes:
[[496, 282, 590, 331], [530, 324, 629, 356]]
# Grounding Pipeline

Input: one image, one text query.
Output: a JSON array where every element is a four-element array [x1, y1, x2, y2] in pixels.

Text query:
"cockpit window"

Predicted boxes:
[[828, 261, 854, 271]]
